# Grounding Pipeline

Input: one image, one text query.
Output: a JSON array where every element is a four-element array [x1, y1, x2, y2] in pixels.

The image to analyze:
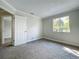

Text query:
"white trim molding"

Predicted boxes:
[[0, 0, 16, 14], [43, 35, 79, 47]]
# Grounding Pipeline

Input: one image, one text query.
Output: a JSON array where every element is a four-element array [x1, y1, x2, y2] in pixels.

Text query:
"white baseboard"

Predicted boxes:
[[43, 35, 79, 47], [14, 41, 26, 46], [26, 36, 42, 43], [14, 35, 42, 46]]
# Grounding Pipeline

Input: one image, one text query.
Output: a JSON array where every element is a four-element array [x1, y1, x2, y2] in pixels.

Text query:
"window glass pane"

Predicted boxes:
[[53, 16, 70, 32]]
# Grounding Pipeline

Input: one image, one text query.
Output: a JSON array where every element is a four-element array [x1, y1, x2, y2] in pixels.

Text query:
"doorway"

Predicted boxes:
[[0, 8, 14, 47]]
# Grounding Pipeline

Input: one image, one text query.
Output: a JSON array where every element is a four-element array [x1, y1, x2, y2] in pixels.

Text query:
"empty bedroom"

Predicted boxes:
[[0, 0, 79, 59]]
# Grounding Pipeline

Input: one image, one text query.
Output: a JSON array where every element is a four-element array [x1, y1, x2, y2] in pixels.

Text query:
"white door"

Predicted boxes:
[[14, 15, 27, 46]]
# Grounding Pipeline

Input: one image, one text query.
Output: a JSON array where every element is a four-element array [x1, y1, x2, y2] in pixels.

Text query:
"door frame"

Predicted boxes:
[[0, 8, 15, 47], [12, 15, 15, 46]]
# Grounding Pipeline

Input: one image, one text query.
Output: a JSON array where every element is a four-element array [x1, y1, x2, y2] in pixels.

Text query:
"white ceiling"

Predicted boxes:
[[5, 0, 79, 18]]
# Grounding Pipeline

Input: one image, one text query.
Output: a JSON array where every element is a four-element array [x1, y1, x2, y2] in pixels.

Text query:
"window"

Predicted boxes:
[[53, 16, 70, 32]]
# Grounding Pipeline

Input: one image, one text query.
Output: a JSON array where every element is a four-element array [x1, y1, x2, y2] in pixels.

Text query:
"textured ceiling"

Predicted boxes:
[[5, 0, 79, 18]]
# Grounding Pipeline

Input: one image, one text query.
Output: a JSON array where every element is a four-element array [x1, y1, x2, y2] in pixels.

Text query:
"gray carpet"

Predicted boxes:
[[0, 39, 79, 59]]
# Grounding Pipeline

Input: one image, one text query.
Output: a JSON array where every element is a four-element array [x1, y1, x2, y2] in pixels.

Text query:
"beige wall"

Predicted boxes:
[[42, 9, 79, 46]]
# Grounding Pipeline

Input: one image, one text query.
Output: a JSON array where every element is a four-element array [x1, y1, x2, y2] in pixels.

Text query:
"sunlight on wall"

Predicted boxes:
[[63, 47, 79, 57], [53, 16, 70, 32]]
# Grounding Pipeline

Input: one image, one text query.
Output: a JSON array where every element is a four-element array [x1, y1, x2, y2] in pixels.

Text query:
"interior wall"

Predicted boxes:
[[42, 9, 79, 46], [2, 16, 12, 38], [27, 15, 42, 42]]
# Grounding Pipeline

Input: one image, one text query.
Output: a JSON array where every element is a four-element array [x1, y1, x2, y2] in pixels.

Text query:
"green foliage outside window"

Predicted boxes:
[[53, 16, 70, 32]]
